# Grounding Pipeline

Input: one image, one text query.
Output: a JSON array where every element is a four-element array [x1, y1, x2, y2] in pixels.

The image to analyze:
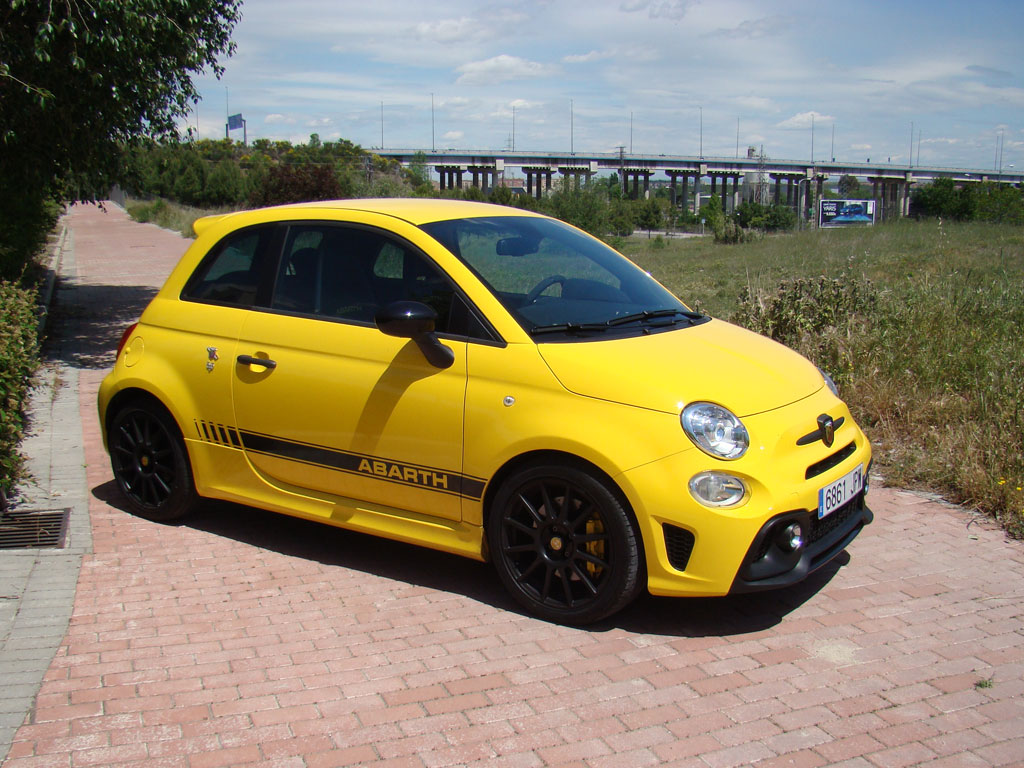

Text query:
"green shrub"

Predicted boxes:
[[0, 281, 40, 502], [732, 273, 877, 384]]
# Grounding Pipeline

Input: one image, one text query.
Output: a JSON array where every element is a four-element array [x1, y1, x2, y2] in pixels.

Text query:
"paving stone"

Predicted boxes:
[[2, 202, 1024, 768]]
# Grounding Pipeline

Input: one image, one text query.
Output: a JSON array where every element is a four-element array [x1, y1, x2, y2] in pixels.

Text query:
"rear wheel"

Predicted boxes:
[[488, 462, 642, 625], [109, 402, 197, 521]]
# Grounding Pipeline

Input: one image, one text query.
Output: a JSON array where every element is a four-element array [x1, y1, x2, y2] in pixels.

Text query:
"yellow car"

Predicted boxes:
[[99, 199, 872, 624]]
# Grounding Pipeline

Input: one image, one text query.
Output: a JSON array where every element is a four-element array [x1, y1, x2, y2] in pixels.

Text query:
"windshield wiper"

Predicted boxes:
[[529, 321, 611, 335], [605, 308, 704, 327]]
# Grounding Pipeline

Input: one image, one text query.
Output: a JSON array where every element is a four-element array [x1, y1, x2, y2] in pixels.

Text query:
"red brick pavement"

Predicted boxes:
[[5, 203, 1023, 767]]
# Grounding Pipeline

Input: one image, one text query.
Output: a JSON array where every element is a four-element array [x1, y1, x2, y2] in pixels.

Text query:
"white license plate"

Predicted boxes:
[[818, 464, 864, 519]]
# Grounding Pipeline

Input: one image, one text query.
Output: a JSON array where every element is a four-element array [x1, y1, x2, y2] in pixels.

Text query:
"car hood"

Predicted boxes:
[[537, 318, 824, 417]]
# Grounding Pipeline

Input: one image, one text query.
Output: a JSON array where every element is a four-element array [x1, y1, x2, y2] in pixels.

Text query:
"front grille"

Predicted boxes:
[[664, 524, 695, 571], [805, 441, 856, 480]]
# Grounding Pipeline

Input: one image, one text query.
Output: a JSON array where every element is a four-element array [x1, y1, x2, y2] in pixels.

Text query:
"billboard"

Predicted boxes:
[[227, 113, 244, 131], [819, 199, 875, 228]]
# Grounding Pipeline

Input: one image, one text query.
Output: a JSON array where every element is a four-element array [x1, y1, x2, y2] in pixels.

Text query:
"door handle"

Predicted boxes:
[[236, 354, 277, 369]]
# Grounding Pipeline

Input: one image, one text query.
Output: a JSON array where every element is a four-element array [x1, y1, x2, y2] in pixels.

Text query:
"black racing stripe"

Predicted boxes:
[[238, 430, 486, 501]]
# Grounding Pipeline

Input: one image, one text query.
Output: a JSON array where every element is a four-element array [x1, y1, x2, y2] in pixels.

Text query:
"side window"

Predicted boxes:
[[183, 227, 274, 308], [270, 224, 486, 338]]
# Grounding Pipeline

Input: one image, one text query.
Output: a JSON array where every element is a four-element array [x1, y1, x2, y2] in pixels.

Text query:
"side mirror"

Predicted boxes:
[[374, 301, 455, 369]]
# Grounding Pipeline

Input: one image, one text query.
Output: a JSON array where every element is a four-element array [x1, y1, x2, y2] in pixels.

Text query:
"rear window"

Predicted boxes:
[[183, 226, 277, 308]]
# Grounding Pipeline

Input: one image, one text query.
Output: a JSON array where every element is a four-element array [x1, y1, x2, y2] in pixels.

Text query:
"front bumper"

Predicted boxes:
[[729, 489, 872, 593]]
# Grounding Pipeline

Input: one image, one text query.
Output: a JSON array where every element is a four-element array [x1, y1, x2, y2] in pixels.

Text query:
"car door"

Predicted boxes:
[[176, 223, 281, 443], [230, 222, 471, 522]]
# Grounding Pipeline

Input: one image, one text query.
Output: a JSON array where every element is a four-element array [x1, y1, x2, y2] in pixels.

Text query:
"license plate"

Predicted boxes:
[[818, 464, 864, 519]]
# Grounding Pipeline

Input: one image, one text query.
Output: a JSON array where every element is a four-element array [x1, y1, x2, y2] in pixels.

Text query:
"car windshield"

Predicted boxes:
[[420, 215, 698, 337]]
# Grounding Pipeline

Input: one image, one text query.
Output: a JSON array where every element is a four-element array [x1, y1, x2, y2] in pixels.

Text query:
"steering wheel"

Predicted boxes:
[[524, 274, 567, 305]]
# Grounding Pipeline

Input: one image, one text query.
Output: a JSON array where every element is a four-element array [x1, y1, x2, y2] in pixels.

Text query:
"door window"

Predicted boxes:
[[270, 224, 490, 338]]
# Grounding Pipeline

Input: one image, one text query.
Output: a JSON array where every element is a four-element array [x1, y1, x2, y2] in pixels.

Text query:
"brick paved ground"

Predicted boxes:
[[4, 203, 1023, 767]]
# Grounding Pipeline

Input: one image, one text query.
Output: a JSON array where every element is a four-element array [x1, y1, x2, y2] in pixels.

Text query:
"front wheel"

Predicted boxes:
[[487, 462, 643, 625], [109, 402, 197, 521]]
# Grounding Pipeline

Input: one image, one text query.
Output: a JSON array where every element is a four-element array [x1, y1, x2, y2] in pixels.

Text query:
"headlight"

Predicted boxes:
[[681, 402, 749, 459], [818, 367, 840, 397], [689, 471, 747, 507]]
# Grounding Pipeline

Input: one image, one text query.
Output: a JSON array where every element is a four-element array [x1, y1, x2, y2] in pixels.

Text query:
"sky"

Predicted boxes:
[[189, 0, 1024, 172]]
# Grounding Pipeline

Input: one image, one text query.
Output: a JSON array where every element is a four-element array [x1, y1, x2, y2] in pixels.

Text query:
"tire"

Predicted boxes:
[[487, 461, 643, 625], [109, 402, 197, 521]]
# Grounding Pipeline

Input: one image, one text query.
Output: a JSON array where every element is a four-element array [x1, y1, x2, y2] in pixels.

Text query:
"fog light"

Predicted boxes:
[[689, 472, 747, 508], [779, 522, 805, 552]]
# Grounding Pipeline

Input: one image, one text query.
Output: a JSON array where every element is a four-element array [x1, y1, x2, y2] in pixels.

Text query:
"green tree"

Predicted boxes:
[[837, 174, 862, 198], [205, 159, 245, 206], [637, 197, 663, 237], [702, 195, 726, 239], [975, 182, 1024, 225], [1, 0, 241, 277], [912, 178, 978, 221]]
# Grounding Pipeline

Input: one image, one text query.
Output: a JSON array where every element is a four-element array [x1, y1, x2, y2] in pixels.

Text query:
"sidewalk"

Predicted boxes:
[[1, 203, 1022, 768]]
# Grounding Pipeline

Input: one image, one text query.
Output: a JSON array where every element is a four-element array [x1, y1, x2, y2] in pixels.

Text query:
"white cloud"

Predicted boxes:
[[733, 96, 778, 112], [620, 1, 695, 20], [414, 17, 482, 45], [307, 117, 333, 127], [455, 55, 556, 86], [563, 50, 611, 64], [776, 111, 836, 130], [265, 113, 296, 125], [713, 15, 794, 39]]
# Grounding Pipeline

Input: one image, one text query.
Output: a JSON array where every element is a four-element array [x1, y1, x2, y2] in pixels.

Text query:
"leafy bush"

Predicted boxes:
[[732, 273, 877, 384], [0, 282, 40, 503], [0, 196, 60, 282], [248, 163, 343, 207]]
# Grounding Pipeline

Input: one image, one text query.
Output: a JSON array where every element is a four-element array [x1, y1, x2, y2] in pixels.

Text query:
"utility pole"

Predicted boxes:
[[431, 93, 435, 152], [811, 113, 815, 163], [699, 106, 703, 159], [570, 99, 574, 155]]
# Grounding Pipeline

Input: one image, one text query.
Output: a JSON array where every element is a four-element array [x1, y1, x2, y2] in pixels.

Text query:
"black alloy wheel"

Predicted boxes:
[[109, 403, 197, 521], [488, 462, 642, 625]]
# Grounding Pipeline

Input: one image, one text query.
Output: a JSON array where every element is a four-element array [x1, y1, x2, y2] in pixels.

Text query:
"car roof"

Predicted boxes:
[[193, 198, 543, 237]]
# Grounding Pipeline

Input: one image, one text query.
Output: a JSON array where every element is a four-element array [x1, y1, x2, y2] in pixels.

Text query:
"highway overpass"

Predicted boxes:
[[376, 148, 1024, 220]]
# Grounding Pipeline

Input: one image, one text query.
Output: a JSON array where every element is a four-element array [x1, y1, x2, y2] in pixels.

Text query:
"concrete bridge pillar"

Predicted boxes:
[[667, 172, 693, 211], [468, 166, 497, 193], [524, 167, 554, 199], [435, 165, 463, 191]]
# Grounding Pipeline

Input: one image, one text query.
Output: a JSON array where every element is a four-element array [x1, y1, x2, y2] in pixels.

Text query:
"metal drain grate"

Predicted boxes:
[[0, 508, 70, 549]]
